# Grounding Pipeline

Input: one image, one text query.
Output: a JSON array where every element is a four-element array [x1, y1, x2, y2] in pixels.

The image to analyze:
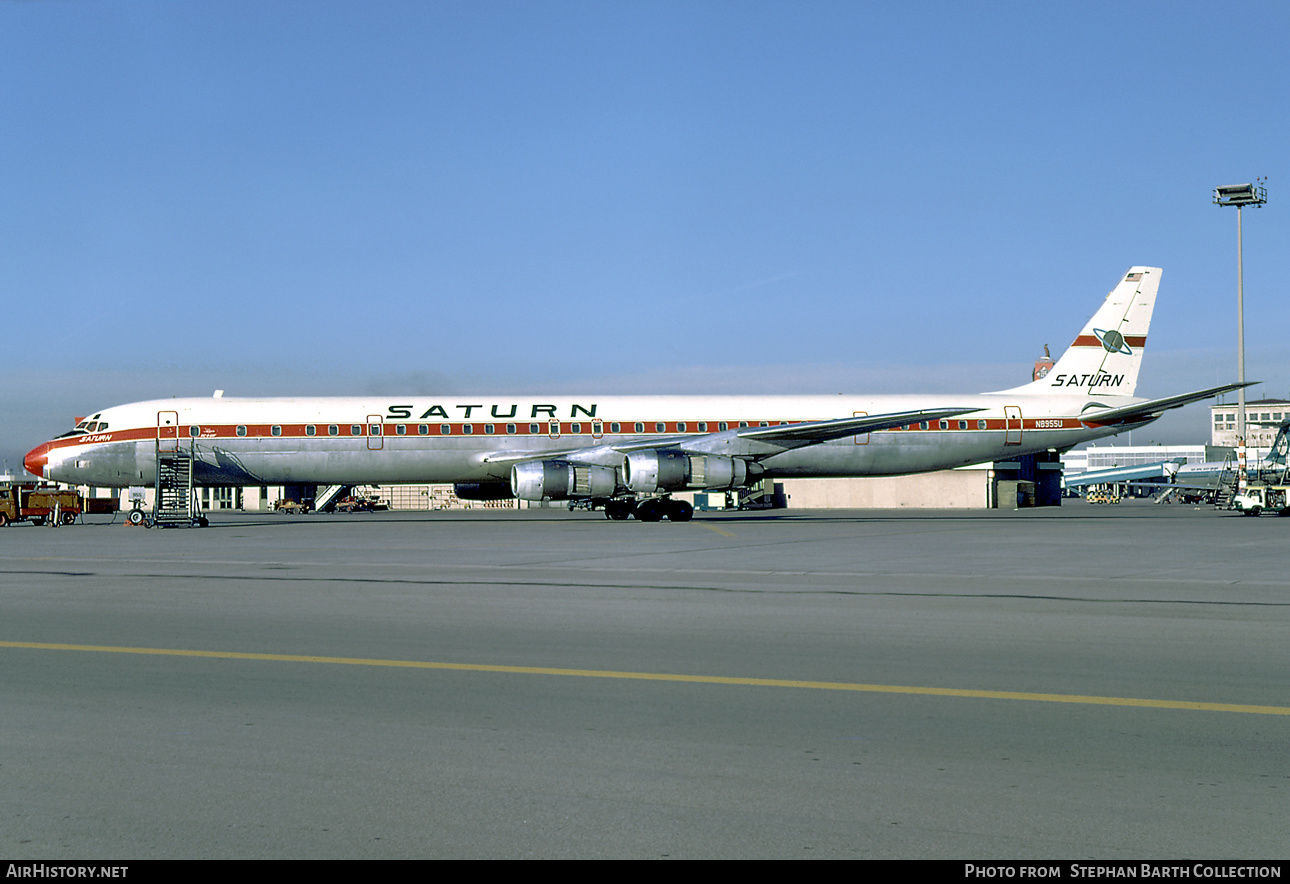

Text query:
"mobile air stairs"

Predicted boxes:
[[1214, 462, 1239, 511], [314, 485, 353, 513], [146, 411, 208, 528], [1214, 457, 1289, 512]]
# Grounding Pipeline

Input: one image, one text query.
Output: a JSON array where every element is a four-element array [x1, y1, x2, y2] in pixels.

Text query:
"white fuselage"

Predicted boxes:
[[30, 391, 1141, 489]]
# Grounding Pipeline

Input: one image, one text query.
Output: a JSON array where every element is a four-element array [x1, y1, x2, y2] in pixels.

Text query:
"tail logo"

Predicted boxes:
[[1093, 328, 1133, 355]]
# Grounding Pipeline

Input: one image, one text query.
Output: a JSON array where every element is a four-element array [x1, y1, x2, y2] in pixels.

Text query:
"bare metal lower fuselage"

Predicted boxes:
[[31, 392, 1137, 489]]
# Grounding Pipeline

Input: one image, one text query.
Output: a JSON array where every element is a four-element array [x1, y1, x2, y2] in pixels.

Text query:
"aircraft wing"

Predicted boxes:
[[608, 407, 983, 455], [479, 406, 983, 467], [731, 407, 983, 445], [1078, 382, 1253, 426], [478, 444, 609, 466], [1146, 481, 1221, 491]]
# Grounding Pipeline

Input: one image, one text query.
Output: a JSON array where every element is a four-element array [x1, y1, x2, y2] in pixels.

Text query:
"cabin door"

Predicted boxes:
[[853, 411, 869, 444], [157, 411, 179, 453], [1004, 406, 1023, 445]]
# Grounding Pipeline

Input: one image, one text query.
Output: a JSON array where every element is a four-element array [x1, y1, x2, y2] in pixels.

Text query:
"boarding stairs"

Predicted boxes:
[[736, 479, 776, 510], [154, 446, 198, 527], [314, 485, 353, 513], [1213, 462, 1239, 511]]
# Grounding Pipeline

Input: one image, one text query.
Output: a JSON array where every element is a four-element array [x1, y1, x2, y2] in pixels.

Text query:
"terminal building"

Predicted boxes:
[[1211, 397, 1288, 462]]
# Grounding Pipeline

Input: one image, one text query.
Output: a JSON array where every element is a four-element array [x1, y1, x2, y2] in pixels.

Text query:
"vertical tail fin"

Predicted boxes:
[[1266, 421, 1289, 466], [997, 266, 1160, 397]]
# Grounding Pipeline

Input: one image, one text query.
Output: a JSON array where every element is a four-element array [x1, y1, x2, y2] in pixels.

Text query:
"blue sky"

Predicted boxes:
[[3, 1, 1287, 470]]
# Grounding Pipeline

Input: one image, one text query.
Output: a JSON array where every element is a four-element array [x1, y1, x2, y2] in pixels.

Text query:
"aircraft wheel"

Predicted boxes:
[[605, 500, 633, 521], [127, 510, 145, 526], [666, 500, 694, 522], [62, 512, 76, 525], [635, 499, 665, 522]]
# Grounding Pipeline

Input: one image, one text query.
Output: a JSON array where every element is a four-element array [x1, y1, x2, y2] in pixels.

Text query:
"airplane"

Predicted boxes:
[[1174, 418, 1289, 482], [23, 266, 1248, 522], [1065, 420, 1290, 505], [1147, 418, 1290, 501]]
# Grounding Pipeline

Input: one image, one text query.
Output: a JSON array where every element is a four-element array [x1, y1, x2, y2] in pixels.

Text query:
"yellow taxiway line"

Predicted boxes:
[[3, 640, 1288, 716]]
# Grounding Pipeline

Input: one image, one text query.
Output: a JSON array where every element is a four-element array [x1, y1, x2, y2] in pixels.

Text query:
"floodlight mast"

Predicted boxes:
[[1213, 181, 1267, 488]]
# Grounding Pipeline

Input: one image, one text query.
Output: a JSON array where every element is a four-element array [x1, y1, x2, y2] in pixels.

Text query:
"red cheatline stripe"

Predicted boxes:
[[44, 418, 1091, 449], [1070, 335, 1147, 348]]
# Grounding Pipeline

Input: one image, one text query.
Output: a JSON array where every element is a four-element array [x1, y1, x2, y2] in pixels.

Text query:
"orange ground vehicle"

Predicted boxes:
[[0, 482, 83, 526], [332, 494, 388, 513]]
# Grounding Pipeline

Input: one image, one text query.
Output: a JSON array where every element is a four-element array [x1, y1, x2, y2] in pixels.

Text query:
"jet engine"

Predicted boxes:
[[622, 450, 749, 493], [510, 460, 618, 501]]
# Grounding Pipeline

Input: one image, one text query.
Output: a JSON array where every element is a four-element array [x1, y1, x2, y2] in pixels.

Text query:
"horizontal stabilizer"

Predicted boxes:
[[1077, 382, 1252, 426]]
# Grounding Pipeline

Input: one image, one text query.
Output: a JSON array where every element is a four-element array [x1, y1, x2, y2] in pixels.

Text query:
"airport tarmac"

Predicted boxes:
[[2, 504, 1287, 859]]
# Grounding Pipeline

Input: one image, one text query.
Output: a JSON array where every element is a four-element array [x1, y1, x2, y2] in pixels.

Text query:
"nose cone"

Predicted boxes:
[[24, 443, 49, 479]]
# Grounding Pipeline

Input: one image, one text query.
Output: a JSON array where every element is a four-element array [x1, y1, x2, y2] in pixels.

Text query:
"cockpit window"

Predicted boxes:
[[67, 414, 105, 437]]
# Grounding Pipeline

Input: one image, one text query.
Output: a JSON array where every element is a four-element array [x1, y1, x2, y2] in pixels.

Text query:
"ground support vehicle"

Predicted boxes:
[[331, 494, 388, 513], [0, 483, 82, 526], [1232, 484, 1290, 517]]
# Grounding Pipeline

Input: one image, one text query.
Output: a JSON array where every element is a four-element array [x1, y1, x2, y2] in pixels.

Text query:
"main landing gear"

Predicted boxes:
[[600, 497, 693, 522]]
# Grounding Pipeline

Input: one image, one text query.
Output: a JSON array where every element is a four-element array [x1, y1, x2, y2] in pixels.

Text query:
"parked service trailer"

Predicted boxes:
[[0, 482, 83, 526]]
